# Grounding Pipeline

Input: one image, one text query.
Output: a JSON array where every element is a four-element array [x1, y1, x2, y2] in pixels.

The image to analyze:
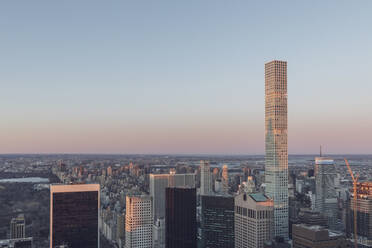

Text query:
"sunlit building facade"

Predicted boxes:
[[235, 192, 274, 248], [200, 161, 212, 195], [125, 195, 153, 248], [222, 165, 229, 194], [265, 60, 288, 238]]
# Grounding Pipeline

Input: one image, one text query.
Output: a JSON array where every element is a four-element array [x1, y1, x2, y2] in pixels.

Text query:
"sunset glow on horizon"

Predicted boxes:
[[1, 1, 372, 154]]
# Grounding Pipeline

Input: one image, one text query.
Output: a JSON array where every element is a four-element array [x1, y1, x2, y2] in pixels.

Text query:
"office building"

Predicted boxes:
[[116, 213, 125, 244], [201, 195, 234, 248], [221, 165, 229, 194], [264, 237, 291, 248], [0, 238, 33, 248], [348, 182, 372, 247], [153, 218, 165, 248], [297, 209, 328, 227], [292, 224, 347, 248], [125, 195, 152, 248], [165, 187, 196, 248], [150, 173, 195, 222], [10, 214, 25, 239], [315, 157, 338, 229], [235, 192, 274, 248], [50, 184, 100, 248], [200, 161, 212, 195], [265, 60, 289, 238]]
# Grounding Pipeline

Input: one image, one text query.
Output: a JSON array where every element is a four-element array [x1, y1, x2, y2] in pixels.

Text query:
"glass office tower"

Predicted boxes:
[[50, 184, 100, 248], [201, 195, 234, 248], [165, 187, 196, 248]]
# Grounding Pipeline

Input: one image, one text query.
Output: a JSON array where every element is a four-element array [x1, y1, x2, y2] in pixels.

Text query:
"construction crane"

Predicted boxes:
[[345, 158, 359, 248]]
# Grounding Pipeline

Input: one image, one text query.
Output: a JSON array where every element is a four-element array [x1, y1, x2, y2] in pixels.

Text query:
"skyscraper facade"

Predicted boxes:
[[165, 187, 196, 248], [150, 173, 195, 222], [347, 182, 372, 247], [200, 161, 212, 195], [315, 157, 338, 229], [125, 195, 153, 248], [10, 214, 25, 239], [201, 195, 234, 248], [50, 184, 100, 248], [265, 60, 289, 238], [235, 192, 274, 248], [153, 218, 165, 248], [221, 165, 229, 194]]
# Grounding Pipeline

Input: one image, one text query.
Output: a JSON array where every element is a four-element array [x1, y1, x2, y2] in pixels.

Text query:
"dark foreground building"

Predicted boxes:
[[292, 224, 347, 248], [50, 184, 100, 248], [201, 195, 234, 248], [0, 238, 32, 248], [165, 187, 196, 248]]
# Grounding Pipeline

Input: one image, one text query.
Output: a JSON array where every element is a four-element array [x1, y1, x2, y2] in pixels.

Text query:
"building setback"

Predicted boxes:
[[235, 192, 274, 248], [50, 184, 100, 248], [201, 195, 234, 248], [165, 187, 196, 248], [265, 60, 289, 239]]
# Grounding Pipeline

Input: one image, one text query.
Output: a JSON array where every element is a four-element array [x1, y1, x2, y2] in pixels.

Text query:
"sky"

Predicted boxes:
[[1, 1, 372, 154]]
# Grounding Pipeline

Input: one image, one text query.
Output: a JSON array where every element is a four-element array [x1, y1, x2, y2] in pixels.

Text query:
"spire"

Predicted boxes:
[[320, 145, 322, 157]]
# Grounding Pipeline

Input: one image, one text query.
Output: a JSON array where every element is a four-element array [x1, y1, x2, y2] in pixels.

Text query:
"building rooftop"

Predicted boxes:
[[315, 157, 334, 164], [249, 193, 269, 202]]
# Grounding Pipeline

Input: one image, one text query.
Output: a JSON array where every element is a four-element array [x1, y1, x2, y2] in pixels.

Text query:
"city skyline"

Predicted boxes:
[[1, 1, 372, 154]]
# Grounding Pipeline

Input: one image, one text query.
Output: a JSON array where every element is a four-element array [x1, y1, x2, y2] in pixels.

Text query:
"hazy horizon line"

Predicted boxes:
[[1, 152, 371, 156]]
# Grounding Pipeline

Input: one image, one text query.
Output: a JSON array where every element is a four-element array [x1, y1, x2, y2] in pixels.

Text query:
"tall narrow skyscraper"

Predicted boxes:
[[265, 60, 288, 239], [50, 184, 100, 248], [221, 165, 229, 194], [200, 161, 212, 195]]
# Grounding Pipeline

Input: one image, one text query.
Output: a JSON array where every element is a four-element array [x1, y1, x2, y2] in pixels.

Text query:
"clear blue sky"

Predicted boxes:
[[1, 1, 372, 154]]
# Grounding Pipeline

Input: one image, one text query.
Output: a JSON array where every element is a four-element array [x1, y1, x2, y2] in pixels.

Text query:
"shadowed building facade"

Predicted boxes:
[[265, 60, 289, 239], [165, 187, 196, 248], [292, 224, 347, 248], [201, 195, 234, 248], [315, 157, 339, 230], [347, 182, 372, 247], [50, 184, 100, 248]]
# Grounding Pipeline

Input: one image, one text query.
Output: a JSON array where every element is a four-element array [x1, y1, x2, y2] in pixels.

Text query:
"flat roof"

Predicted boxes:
[[249, 193, 269, 202], [50, 184, 100, 193]]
